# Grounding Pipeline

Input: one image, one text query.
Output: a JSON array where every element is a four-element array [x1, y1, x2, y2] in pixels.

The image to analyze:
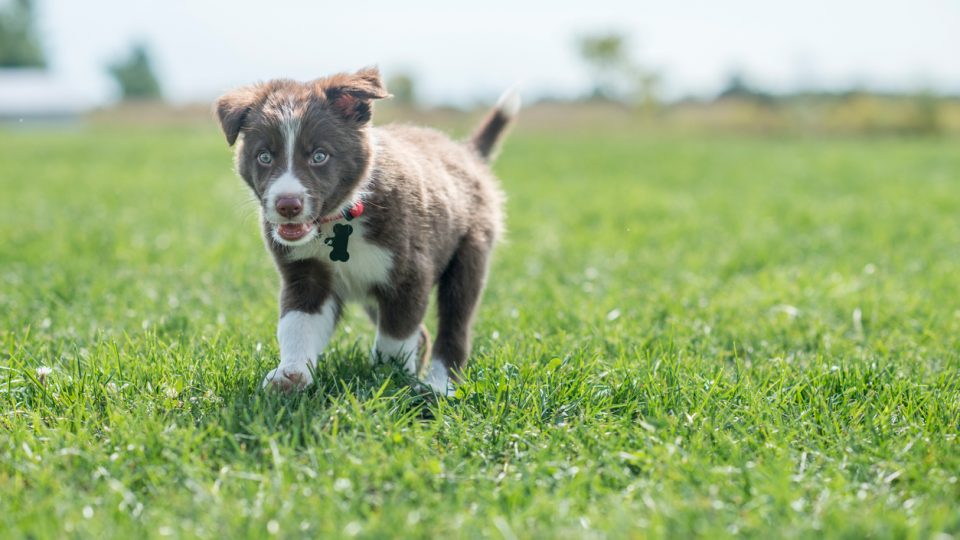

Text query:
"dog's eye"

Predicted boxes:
[[257, 151, 273, 166], [310, 150, 329, 165]]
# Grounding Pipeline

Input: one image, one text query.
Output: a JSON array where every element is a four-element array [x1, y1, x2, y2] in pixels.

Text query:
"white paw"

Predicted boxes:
[[261, 364, 314, 392], [421, 358, 456, 397], [372, 329, 424, 375]]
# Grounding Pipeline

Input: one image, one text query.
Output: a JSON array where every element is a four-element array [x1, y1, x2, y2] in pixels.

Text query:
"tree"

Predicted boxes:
[[0, 0, 46, 68], [717, 71, 773, 104], [908, 91, 942, 135], [634, 70, 661, 113], [577, 32, 629, 100], [575, 31, 660, 111], [387, 72, 417, 106], [108, 44, 162, 101]]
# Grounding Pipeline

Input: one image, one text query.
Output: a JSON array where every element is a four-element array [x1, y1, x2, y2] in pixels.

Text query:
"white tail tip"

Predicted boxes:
[[496, 87, 521, 118]]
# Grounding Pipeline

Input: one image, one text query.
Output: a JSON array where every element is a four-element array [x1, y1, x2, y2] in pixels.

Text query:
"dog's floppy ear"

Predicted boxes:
[[214, 86, 259, 146], [322, 67, 391, 124]]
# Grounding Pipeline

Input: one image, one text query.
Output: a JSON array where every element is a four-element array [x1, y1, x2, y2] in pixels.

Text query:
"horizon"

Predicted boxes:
[[13, 0, 960, 107]]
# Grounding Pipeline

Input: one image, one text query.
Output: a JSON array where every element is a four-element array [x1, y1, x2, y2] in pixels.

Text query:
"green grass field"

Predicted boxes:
[[1, 124, 959, 538]]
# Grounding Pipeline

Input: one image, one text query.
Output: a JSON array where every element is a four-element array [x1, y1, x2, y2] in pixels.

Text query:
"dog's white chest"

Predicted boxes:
[[286, 219, 394, 301]]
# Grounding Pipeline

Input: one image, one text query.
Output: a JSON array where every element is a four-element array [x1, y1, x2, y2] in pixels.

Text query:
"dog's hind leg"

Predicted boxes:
[[429, 232, 494, 395]]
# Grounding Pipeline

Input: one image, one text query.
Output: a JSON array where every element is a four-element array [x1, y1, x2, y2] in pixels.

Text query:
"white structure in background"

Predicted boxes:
[[0, 68, 87, 122]]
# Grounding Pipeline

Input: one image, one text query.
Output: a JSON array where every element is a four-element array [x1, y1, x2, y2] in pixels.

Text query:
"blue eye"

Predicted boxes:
[[310, 150, 329, 165], [257, 151, 273, 165]]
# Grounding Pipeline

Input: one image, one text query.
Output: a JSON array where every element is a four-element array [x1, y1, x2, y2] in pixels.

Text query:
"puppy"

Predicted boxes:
[[214, 67, 517, 395]]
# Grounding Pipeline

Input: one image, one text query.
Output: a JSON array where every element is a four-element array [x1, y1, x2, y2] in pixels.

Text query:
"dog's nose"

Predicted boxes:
[[275, 197, 303, 218]]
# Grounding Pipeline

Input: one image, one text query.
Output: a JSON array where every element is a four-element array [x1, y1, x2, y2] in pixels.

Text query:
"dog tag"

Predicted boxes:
[[324, 223, 353, 262]]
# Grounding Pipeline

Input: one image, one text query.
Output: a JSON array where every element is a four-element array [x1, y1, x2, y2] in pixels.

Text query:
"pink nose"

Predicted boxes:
[[275, 197, 303, 218]]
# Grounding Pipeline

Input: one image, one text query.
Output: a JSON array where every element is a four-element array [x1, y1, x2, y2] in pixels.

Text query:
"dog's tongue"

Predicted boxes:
[[278, 223, 312, 241]]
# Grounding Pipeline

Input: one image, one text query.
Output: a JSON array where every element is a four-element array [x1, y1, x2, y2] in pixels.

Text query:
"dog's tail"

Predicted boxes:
[[470, 88, 520, 161]]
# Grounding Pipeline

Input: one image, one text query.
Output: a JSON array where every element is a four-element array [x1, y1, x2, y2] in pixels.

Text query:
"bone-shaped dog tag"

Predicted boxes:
[[324, 223, 353, 262]]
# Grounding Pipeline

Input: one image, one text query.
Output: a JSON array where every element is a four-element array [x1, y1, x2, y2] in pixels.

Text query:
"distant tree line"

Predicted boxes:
[[0, 0, 45, 68], [1, 0, 162, 100], [108, 44, 162, 101], [573, 30, 947, 134]]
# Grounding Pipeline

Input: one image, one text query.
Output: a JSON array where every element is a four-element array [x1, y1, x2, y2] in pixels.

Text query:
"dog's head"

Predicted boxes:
[[215, 67, 389, 246]]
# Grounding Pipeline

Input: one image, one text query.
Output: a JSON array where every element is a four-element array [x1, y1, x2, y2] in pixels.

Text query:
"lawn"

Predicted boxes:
[[1, 124, 959, 538]]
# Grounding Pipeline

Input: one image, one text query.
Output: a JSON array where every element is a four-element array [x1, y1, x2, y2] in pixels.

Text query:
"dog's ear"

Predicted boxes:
[[323, 67, 391, 124], [214, 86, 259, 146]]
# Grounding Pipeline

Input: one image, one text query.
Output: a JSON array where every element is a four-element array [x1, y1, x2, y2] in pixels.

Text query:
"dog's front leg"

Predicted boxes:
[[372, 282, 430, 378], [262, 260, 338, 392]]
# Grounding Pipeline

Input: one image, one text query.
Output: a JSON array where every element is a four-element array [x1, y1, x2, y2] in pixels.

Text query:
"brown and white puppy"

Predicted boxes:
[[214, 67, 517, 395]]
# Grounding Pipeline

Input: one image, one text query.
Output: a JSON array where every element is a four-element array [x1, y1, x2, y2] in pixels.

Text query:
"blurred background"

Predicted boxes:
[[2, 0, 958, 135]]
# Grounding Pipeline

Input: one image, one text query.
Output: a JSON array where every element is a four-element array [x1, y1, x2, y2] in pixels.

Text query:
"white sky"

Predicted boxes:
[[26, 0, 960, 106]]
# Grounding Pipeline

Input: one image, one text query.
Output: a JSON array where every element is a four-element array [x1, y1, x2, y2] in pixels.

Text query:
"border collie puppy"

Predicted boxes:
[[214, 67, 517, 395]]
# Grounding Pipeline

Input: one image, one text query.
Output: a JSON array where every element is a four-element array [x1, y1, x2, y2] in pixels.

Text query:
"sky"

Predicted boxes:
[[24, 0, 960, 106]]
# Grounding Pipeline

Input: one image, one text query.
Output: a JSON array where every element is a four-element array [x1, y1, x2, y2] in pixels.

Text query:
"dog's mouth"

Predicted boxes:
[[274, 222, 316, 242]]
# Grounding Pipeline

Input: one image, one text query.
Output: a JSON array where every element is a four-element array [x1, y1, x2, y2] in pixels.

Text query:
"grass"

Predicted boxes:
[[1, 123, 959, 539]]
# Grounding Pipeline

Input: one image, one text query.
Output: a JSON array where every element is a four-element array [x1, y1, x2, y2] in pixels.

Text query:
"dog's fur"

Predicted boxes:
[[214, 67, 516, 395]]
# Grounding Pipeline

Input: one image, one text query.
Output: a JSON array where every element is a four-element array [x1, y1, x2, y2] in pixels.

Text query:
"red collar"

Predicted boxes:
[[319, 199, 365, 224]]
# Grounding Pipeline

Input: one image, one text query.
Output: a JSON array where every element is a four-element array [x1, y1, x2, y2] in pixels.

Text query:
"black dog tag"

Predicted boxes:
[[324, 223, 353, 262]]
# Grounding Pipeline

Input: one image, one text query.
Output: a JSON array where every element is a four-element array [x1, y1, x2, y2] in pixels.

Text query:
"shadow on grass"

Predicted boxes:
[[203, 342, 445, 453]]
